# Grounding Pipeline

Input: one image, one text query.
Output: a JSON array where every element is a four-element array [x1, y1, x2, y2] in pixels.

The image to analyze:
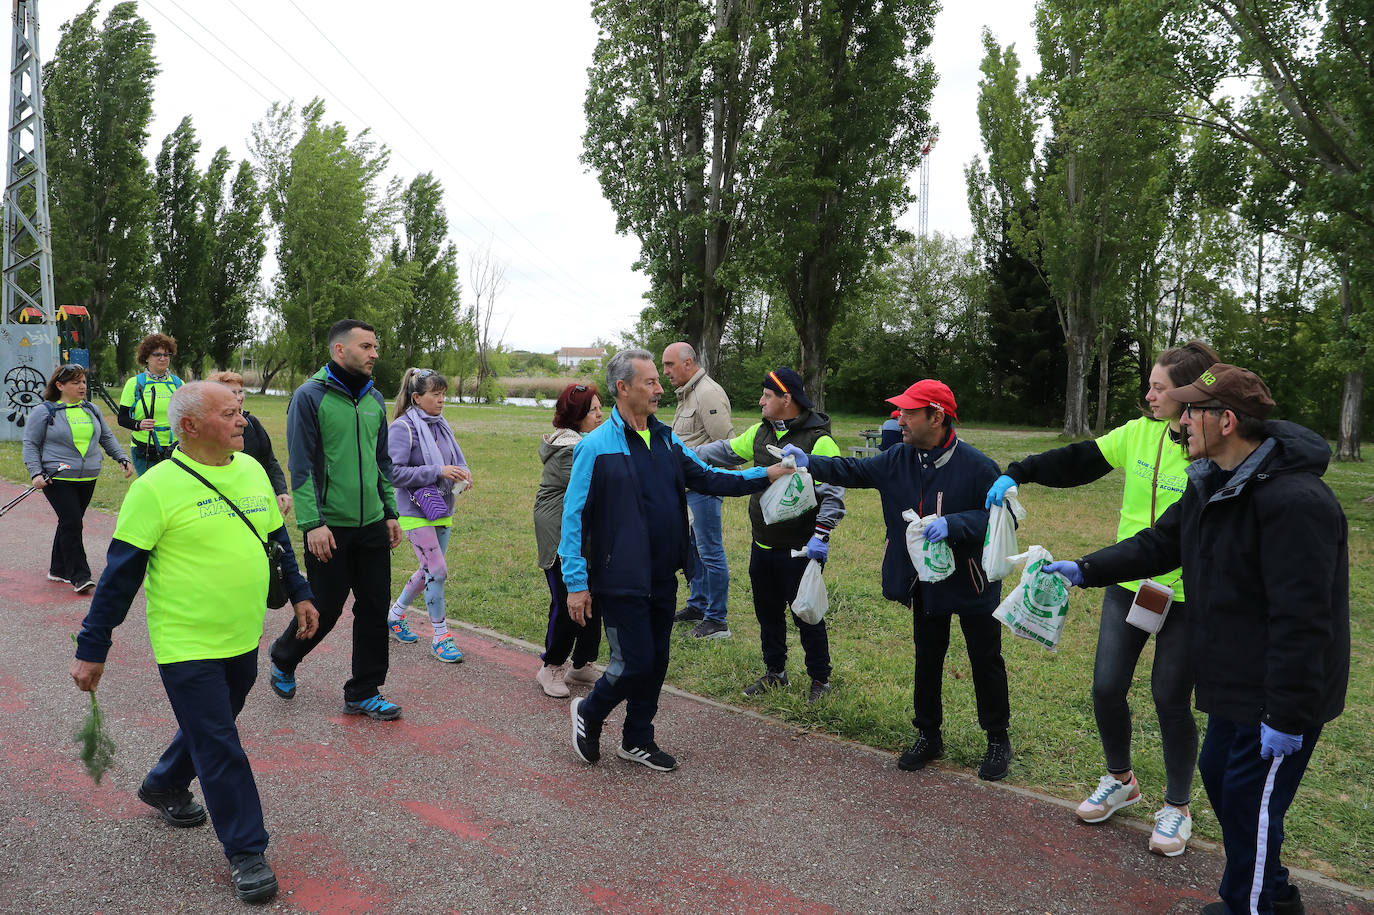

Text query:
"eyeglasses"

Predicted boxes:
[[1183, 403, 1228, 418], [148, 351, 171, 358]]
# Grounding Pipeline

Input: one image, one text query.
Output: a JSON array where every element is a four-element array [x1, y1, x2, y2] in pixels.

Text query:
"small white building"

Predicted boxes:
[[555, 346, 606, 368]]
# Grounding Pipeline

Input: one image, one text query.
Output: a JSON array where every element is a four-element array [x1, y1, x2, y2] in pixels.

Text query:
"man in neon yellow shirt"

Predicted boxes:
[[71, 382, 318, 904], [693, 368, 846, 703]]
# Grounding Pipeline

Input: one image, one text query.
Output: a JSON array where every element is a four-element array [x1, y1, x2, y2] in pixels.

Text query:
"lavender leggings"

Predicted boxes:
[[397, 525, 451, 626]]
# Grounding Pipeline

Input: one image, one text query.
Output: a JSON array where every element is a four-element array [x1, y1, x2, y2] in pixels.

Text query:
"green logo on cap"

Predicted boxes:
[[1200, 370, 1217, 386]]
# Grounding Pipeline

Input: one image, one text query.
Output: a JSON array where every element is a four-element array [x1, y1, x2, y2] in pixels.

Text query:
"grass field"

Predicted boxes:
[[5, 393, 1370, 887]]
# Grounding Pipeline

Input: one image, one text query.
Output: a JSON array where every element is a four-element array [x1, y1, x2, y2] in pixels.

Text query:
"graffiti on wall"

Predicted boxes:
[[0, 324, 59, 432]]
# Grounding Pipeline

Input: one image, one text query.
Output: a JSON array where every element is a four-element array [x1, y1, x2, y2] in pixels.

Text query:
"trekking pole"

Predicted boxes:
[[0, 464, 69, 519]]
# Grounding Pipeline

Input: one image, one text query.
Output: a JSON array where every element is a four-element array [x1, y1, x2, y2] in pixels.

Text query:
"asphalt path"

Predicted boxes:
[[1, 480, 1370, 914]]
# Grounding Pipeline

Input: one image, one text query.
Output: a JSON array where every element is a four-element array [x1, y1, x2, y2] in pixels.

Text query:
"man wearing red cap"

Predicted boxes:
[[783, 379, 1013, 780], [879, 410, 902, 451], [1046, 364, 1350, 915]]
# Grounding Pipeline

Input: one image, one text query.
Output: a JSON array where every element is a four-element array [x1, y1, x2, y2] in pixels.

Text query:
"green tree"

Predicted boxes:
[[381, 173, 460, 372], [44, 1, 157, 373], [582, 0, 772, 371], [204, 154, 266, 371], [152, 117, 210, 375], [750, 0, 937, 407], [250, 99, 393, 372]]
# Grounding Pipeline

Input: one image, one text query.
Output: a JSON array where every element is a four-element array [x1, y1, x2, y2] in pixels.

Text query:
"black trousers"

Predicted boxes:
[[43, 479, 97, 583], [270, 521, 391, 702], [579, 580, 676, 748], [749, 543, 831, 683], [541, 557, 602, 667], [911, 609, 1010, 736]]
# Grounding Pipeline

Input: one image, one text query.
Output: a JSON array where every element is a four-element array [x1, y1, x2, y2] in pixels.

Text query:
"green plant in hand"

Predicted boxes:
[[71, 633, 115, 784]]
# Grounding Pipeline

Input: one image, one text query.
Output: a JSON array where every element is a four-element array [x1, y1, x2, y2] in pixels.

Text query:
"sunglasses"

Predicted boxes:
[[573, 385, 587, 393], [56, 364, 86, 380], [412, 368, 436, 378]]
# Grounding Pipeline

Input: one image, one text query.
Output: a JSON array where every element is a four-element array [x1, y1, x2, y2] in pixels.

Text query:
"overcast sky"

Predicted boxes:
[[40, 0, 1040, 354]]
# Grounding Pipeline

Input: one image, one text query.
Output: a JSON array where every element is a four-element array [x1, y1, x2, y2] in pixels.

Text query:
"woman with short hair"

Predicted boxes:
[[386, 368, 473, 663], [206, 371, 291, 516], [22, 363, 132, 592], [532, 382, 605, 698], [118, 333, 184, 474]]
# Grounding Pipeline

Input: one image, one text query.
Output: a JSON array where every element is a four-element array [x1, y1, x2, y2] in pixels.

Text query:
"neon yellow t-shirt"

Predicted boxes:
[[113, 451, 282, 663], [1094, 415, 1187, 597], [635, 428, 652, 448], [119, 374, 181, 447], [728, 421, 841, 548], [62, 403, 98, 482], [399, 515, 452, 532]]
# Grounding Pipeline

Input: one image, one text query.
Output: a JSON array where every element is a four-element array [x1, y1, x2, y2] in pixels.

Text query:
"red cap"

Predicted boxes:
[[890, 409, 900, 418], [887, 379, 958, 420]]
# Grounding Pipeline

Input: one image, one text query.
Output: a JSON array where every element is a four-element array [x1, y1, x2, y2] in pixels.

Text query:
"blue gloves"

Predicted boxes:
[[1260, 724, 1302, 759], [985, 474, 1017, 510], [1043, 560, 1084, 587], [780, 444, 809, 468], [806, 535, 829, 564], [924, 517, 949, 542]]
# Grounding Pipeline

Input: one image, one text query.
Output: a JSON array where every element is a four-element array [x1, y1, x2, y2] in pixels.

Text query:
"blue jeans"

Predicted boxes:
[[685, 491, 728, 622], [1093, 585, 1197, 806], [146, 649, 268, 859]]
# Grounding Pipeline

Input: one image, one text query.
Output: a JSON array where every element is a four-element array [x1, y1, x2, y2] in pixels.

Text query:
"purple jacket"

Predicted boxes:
[[387, 415, 467, 522]]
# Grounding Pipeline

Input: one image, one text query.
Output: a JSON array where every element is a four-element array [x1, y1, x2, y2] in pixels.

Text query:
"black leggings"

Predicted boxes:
[[541, 557, 602, 667]]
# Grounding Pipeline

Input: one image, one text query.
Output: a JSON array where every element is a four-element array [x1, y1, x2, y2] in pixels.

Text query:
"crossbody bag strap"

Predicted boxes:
[[170, 456, 267, 546]]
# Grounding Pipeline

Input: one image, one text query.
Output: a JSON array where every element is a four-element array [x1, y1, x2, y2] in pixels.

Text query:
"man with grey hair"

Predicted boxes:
[[71, 381, 318, 903], [661, 341, 735, 639], [560, 349, 789, 770]]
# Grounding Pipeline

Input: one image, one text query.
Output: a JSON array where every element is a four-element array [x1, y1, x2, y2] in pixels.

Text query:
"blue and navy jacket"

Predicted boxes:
[[559, 406, 770, 597], [808, 430, 1002, 615]]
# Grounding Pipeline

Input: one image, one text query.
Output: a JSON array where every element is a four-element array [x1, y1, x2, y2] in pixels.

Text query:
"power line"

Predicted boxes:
[[140, 0, 273, 105]]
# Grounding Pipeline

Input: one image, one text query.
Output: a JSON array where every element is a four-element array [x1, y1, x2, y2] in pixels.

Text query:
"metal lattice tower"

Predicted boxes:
[[3, 0, 55, 324], [917, 136, 937, 239]]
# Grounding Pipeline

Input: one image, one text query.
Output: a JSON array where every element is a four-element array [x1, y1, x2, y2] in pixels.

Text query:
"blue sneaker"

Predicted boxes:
[[343, 693, 402, 720], [388, 616, 418, 643], [431, 635, 463, 663], [269, 664, 295, 700]]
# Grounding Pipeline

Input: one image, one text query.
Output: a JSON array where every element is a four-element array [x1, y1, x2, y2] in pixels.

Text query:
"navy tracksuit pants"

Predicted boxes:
[[578, 580, 677, 748], [749, 543, 831, 683], [1198, 716, 1322, 915], [145, 649, 268, 859]]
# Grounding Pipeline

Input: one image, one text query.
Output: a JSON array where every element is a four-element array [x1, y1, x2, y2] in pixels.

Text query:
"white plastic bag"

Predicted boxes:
[[902, 509, 954, 583], [759, 458, 818, 525], [789, 549, 829, 625], [981, 487, 1026, 582], [993, 545, 1071, 650]]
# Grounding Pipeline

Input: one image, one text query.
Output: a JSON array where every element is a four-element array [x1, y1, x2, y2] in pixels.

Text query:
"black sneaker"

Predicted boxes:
[[617, 741, 679, 771], [743, 670, 790, 696], [137, 783, 207, 827], [1273, 883, 1303, 915], [978, 737, 1012, 781], [228, 852, 278, 903], [571, 697, 601, 764], [690, 619, 731, 640], [672, 607, 705, 624], [807, 680, 832, 703], [897, 731, 944, 771]]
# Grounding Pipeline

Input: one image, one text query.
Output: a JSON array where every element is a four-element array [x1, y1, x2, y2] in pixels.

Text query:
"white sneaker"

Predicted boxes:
[[1149, 806, 1192, 856], [1075, 774, 1141, 823], [537, 663, 570, 698]]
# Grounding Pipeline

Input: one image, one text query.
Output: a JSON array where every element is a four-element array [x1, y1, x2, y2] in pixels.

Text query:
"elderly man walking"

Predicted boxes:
[[562, 349, 789, 771], [71, 381, 318, 903], [1047, 364, 1349, 915], [662, 342, 735, 639]]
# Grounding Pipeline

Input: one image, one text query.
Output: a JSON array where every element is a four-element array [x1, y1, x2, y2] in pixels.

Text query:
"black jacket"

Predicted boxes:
[[808, 431, 1001, 614], [1079, 421, 1349, 733], [242, 411, 288, 497]]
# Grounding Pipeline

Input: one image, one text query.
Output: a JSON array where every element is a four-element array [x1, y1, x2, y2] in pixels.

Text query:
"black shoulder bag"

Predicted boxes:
[[171, 457, 288, 609]]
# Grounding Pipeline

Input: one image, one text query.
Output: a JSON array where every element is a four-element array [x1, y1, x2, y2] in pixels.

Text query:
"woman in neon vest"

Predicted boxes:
[[22, 363, 132, 592], [986, 341, 1219, 859], [117, 333, 184, 475]]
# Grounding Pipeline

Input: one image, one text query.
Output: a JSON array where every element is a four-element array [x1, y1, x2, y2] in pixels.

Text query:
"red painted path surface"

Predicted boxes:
[[0, 480, 1370, 914]]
